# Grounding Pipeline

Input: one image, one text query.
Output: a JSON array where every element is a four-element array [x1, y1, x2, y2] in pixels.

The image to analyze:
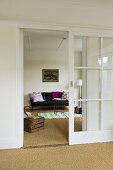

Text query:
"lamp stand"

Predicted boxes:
[[79, 85, 82, 108]]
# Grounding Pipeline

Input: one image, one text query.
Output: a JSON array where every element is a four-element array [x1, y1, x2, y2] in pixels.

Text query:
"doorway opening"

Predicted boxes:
[[23, 29, 74, 147], [19, 27, 113, 147]]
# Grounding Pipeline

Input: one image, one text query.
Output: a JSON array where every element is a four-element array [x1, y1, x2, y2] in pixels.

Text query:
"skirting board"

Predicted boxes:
[[0, 138, 22, 149]]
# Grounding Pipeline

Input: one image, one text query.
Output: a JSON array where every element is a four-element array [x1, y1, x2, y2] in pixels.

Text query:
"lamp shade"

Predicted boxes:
[[76, 79, 82, 86]]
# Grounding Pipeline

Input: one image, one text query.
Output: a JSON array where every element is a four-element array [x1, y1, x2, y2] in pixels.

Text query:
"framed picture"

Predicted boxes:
[[42, 69, 59, 82]]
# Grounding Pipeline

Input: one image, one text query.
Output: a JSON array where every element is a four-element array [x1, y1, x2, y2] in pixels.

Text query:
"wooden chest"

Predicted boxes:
[[24, 117, 45, 133]]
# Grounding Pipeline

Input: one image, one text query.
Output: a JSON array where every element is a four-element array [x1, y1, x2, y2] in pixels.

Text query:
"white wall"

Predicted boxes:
[[24, 60, 68, 105], [0, 26, 19, 148]]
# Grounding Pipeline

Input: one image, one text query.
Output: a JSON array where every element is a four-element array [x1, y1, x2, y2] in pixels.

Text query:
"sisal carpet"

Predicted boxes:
[[0, 142, 113, 170], [24, 118, 82, 147]]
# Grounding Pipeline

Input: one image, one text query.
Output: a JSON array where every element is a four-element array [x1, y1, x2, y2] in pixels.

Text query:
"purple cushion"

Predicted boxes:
[[52, 91, 62, 99]]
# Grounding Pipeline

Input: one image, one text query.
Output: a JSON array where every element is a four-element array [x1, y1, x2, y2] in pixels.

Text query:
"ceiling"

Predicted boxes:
[[24, 29, 68, 50], [24, 29, 82, 61]]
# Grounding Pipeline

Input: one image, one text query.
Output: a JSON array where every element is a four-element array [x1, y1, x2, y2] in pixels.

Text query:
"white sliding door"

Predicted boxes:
[[69, 32, 113, 145]]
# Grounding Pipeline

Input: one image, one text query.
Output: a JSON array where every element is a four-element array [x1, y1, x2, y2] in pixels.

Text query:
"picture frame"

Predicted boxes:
[[42, 69, 59, 82]]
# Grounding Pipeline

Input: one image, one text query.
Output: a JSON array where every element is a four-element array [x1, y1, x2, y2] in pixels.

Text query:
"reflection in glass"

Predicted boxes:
[[103, 38, 113, 67], [98, 56, 108, 65]]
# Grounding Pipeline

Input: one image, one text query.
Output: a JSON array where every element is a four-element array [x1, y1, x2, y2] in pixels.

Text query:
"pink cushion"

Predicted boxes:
[[52, 91, 62, 99], [61, 91, 69, 100], [31, 92, 44, 102]]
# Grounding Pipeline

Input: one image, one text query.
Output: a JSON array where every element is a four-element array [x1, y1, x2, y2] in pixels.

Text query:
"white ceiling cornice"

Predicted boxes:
[[19, 21, 113, 37], [1, 20, 113, 37], [0, 19, 113, 30]]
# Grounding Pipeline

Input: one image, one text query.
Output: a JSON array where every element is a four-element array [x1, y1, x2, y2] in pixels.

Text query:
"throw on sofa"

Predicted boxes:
[[30, 91, 69, 110]]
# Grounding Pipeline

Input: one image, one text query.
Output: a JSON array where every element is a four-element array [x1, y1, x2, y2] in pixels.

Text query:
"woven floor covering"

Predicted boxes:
[[0, 142, 113, 170], [24, 118, 82, 147]]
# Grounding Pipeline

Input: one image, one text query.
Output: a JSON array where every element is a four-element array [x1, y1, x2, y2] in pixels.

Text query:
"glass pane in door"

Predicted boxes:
[[87, 70, 101, 99], [87, 101, 100, 131], [102, 101, 113, 130], [74, 101, 101, 132], [74, 69, 101, 100], [74, 36, 83, 67], [87, 37, 101, 67], [103, 70, 113, 99], [103, 38, 113, 68]]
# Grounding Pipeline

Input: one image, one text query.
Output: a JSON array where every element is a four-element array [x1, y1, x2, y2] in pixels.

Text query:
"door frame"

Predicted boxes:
[[16, 22, 113, 147]]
